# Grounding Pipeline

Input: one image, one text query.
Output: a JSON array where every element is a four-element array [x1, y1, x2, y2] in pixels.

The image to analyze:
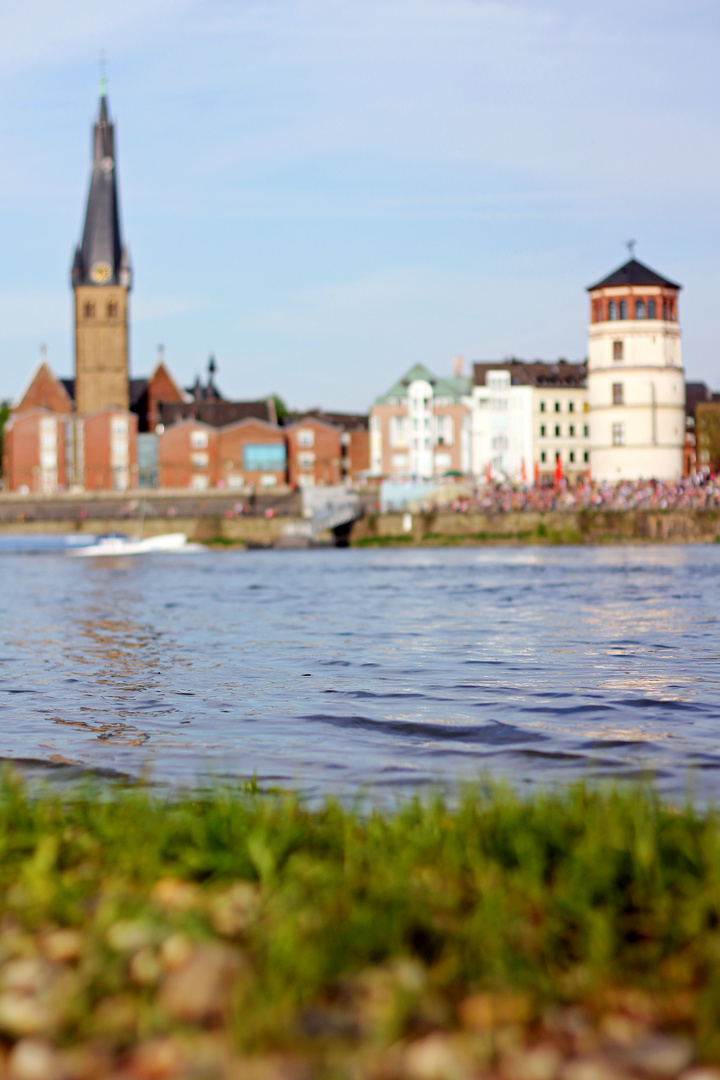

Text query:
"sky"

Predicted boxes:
[[1, 0, 720, 411]]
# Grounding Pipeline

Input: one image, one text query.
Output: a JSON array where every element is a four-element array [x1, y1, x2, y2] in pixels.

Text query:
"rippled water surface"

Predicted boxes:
[[1, 545, 719, 798]]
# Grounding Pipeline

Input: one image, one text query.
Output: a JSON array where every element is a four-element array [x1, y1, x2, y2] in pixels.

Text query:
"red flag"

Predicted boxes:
[[533, 461, 540, 484], [485, 461, 492, 484], [553, 456, 563, 485], [520, 459, 527, 484]]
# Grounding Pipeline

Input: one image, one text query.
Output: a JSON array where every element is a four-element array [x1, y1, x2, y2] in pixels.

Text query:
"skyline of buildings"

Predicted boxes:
[[1, 86, 716, 492]]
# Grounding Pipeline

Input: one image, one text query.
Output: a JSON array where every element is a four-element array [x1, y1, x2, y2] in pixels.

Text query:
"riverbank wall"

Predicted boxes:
[[352, 508, 720, 544], [0, 493, 719, 544]]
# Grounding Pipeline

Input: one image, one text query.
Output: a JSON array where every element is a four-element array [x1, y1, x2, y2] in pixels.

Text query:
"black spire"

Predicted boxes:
[[71, 83, 131, 289]]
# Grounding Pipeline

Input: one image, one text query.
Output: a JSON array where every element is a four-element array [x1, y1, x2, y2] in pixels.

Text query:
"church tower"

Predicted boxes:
[[71, 82, 131, 415], [587, 257, 685, 482]]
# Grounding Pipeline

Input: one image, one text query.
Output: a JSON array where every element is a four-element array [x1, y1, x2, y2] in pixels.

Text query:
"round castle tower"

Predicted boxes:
[[587, 258, 685, 481]]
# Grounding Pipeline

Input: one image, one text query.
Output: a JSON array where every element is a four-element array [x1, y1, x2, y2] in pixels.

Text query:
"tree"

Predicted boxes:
[[696, 402, 720, 473], [271, 395, 289, 423], [0, 401, 10, 479]]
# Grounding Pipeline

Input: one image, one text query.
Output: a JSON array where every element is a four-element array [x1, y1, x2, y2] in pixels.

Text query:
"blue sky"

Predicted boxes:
[[1, 0, 719, 410]]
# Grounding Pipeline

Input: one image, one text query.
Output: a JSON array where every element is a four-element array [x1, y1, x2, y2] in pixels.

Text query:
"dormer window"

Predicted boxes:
[[619, 299, 627, 319], [635, 299, 645, 319], [608, 301, 617, 320], [647, 298, 656, 319]]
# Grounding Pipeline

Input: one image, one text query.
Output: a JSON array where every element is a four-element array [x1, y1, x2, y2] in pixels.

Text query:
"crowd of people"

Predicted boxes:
[[436, 475, 720, 514]]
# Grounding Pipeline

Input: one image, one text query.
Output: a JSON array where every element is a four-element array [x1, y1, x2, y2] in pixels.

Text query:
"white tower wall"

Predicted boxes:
[[587, 278, 685, 482]]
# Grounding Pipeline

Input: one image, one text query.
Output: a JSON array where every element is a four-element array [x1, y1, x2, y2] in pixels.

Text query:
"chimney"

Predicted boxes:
[[452, 355, 463, 378]]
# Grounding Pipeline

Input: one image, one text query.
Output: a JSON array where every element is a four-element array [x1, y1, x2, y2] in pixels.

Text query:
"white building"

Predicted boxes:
[[469, 361, 588, 482], [370, 362, 471, 478], [587, 258, 685, 481]]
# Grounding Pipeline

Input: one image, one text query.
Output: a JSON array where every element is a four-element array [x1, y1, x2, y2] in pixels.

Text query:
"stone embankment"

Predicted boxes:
[[0, 492, 719, 545]]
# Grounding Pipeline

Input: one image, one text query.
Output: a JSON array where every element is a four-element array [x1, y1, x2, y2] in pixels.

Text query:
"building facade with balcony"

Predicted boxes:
[[370, 362, 471, 478]]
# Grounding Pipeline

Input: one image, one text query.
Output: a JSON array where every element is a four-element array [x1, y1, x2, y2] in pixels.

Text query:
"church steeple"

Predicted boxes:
[[71, 85, 131, 290], [72, 82, 131, 417]]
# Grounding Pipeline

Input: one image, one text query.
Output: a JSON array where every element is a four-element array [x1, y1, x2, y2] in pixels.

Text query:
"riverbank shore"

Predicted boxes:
[[0, 776, 717, 1079], [2, 507, 720, 547]]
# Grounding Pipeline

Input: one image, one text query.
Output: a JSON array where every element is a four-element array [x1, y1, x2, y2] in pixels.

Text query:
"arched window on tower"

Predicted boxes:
[[608, 300, 617, 320], [107, 301, 118, 318], [594, 302, 603, 322], [647, 299, 656, 319], [663, 299, 668, 319], [635, 299, 645, 319], [619, 299, 627, 319], [84, 302, 95, 318]]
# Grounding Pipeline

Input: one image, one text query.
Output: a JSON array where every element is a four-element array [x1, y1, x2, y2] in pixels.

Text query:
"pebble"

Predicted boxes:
[[106, 920, 158, 954], [458, 991, 531, 1032], [561, 1059, 629, 1080], [41, 930, 83, 965], [209, 883, 260, 936], [159, 933, 193, 971], [0, 994, 58, 1038], [126, 1036, 187, 1079], [618, 1034, 694, 1077], [150, 878, 202, 913], [7, 1039, 61, 1080], [402, 1034, 472, 1080], [129, 948, 162, 987], [502, 1044, 563, 1080], [159, 942, 242, 1024]]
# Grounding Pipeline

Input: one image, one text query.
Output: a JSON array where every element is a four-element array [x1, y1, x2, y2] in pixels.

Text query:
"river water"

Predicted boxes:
[[1, 545, 719, 799]]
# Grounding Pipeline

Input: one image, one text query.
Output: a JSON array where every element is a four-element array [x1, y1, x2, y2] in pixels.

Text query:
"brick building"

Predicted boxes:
[[285, 416, 342, 488], [158, 421, 219, 490], [216, 420, 287, 491]]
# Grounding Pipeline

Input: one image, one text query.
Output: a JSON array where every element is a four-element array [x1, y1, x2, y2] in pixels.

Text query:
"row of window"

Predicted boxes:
[[592, 298, 677, 322], [83, 301, 119, 319], [539, 424, 589, 438], [539, 450, 589, 465], [539, 400, 584, 414]]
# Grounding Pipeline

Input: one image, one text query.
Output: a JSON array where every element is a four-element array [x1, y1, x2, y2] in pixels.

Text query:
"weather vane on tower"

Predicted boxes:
[[626, 239, 637, 259]]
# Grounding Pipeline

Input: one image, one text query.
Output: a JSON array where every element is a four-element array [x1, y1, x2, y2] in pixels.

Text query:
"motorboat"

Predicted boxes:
[[69, 532, 202, 557]]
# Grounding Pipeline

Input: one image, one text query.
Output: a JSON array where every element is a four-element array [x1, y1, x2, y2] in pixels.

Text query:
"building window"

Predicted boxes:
[[569, 424, 575, 437], [298, 451, 315, 470], [191, 452, 209, 468], [243, 443, 287, 471], [540, 425, 546, 437], [612, 423, 625, 446], [389, 416, 409, 448], [613, 340, 623, 361], [84, 302, 95, 318], [647, 298, 656, 319], [555, 452, 561, 463], [190, 430, 208, 449], [540, 401, 546, 413], [554, 401, 560, 413], [594, 302, 603, 322], [608, 301, 617, 320], [583, 451, 589, 463], [663, 299, 668, 319], [554, 425, 561, 437], [569, 451, 575, 463], [619, 299, 627, 319], [612, 383, 624, 405], [635, 299, 645, 319], [435, 415, 454, 446], [107, 301, 118, 318], [540, 451, 546, 463], [583, 424, 589, 437], [568, 401, 574, 413], [297, 428, 314, 448]]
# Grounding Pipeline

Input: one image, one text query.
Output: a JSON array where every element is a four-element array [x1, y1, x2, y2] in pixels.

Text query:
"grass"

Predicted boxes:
[[0, 775, 719, 1073]]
